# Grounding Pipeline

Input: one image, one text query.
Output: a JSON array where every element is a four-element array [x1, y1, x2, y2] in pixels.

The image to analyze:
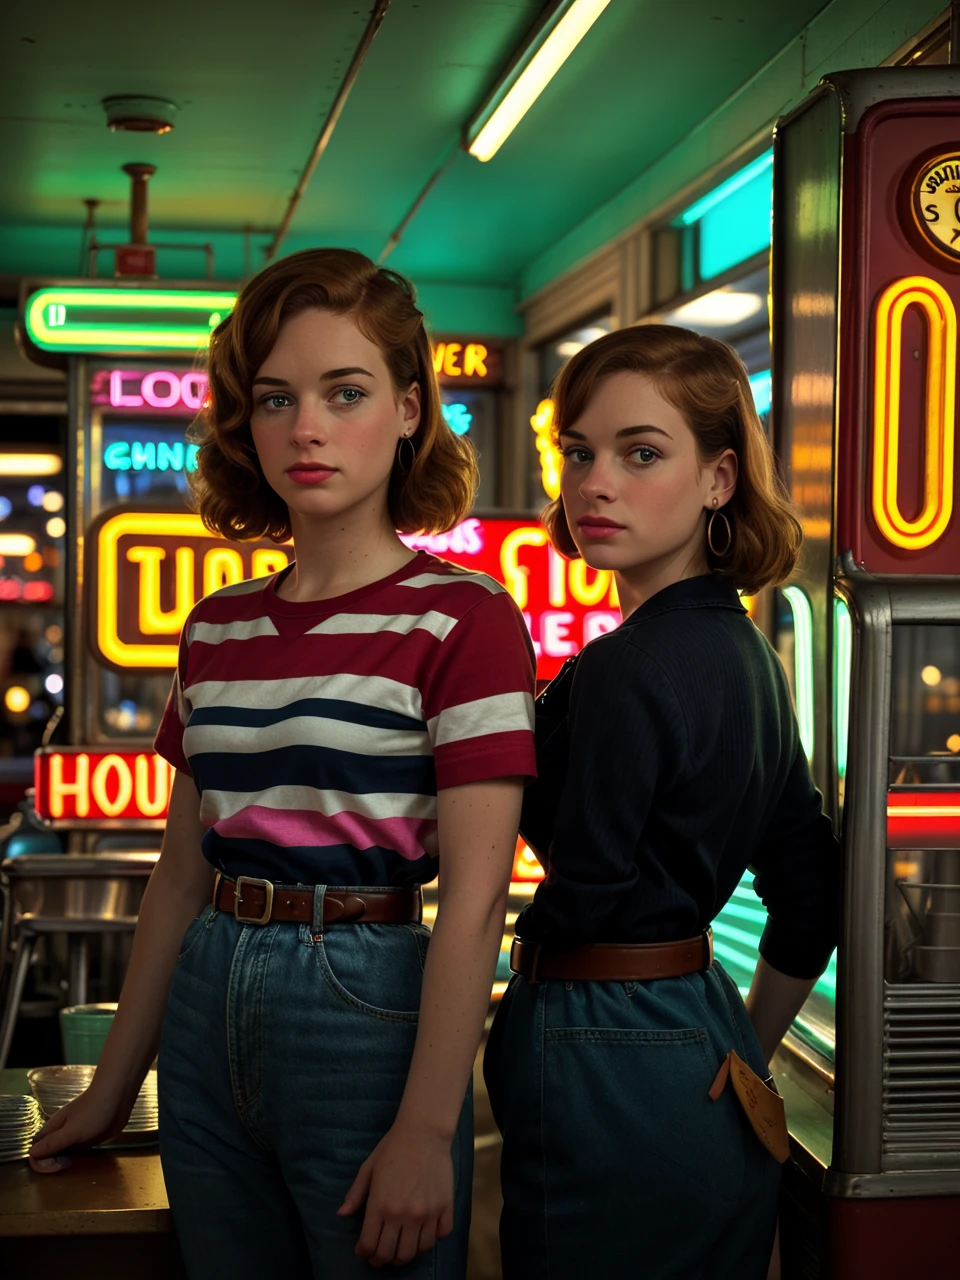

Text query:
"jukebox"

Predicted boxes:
[[768, 68, 960, 1278]]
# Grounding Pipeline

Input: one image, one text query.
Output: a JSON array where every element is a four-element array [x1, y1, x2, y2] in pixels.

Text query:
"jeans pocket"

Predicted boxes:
[[176, 904, 214, 964], [314, 923, 424, 1022], [543, 1025, 744, 1204]]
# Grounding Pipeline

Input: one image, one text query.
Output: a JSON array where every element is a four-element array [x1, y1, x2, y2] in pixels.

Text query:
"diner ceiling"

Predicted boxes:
[[0, 0, 831, 295]]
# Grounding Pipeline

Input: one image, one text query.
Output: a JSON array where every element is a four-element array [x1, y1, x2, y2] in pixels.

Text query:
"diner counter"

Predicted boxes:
[[0, 1068, 183, 1278]]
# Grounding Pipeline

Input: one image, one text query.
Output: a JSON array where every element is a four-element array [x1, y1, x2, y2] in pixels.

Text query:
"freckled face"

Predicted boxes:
[[248, 308, 419, 521], [559, 371, 717, 574]]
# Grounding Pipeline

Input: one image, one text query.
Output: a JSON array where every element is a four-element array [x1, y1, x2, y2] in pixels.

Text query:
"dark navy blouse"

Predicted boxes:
[[519, 573, 839, 980]]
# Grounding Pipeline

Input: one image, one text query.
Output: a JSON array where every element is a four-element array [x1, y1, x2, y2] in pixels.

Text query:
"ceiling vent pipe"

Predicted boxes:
[[123, 163, 156, 245]]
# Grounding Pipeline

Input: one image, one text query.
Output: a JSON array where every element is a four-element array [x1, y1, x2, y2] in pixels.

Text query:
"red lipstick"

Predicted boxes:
[[578, 517, 626, 539], [286, 462, 337, 486]]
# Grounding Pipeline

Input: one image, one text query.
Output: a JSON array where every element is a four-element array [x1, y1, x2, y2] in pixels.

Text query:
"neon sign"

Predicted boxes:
[[92, 509, 618, 679], [530, 399, 562, 499], [887, 790, 960, 848], [24, 289, 236, 354], [93, 368, 209, 413], [433, 342, 487, 377], [872, 275, 956, 551], [34, 748, 176, 825], [440, 403, 472, 435], [103, 441, 199, 473], [91, 510, 292, 670], [782, 585, 814, 762]]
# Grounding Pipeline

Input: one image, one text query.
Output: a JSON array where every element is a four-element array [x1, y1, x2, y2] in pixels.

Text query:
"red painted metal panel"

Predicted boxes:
[[836, 100, 960, 574]]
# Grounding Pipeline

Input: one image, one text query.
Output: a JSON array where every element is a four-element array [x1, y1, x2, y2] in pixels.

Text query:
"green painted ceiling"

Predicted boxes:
[[1, 0, 831, 308]]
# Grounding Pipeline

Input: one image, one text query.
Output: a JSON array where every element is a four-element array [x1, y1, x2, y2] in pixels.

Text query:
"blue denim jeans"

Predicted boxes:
[[484, 960, 780, 1280], [158, 888, 473, 1280]]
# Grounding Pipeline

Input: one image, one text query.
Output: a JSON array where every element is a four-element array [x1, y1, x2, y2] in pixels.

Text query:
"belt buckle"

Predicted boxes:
[[234, 876, 274, 926]]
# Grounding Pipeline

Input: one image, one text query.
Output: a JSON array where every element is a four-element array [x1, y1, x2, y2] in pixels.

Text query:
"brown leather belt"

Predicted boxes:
[[510, 929, 713, 983], [212, 874, 422, 927]]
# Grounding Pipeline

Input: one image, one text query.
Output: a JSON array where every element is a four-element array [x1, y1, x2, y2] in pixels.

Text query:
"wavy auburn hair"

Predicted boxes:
[[190, 248, 478, 541], [542, 324, 801, 594]]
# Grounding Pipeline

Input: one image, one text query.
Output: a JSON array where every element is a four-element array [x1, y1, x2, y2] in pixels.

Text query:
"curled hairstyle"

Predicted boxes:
[[542, 324, 802, 594], [190, 248, 478, 541]]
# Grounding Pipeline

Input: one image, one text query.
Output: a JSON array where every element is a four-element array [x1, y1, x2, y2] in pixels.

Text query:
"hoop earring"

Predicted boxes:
[[396, 435, 416, 474], [707, 508, 732, 557]]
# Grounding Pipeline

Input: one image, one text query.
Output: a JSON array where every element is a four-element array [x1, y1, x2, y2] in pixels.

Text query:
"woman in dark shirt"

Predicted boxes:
[[484, 325, 839, 1280]]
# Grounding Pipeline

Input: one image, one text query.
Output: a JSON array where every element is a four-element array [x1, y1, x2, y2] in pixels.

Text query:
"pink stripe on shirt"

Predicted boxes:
[[215, 805, 439, 862]]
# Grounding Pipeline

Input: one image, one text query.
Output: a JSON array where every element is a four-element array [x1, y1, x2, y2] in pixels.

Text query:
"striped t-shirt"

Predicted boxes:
[[154, 552, 537, 886]]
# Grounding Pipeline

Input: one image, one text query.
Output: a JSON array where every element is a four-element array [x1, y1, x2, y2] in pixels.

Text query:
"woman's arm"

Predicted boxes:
[[744, 957, 818, 1066], [339, 775, 524, 1268], [30, 770, 213, 1169], [747, 733, 840, 1066]]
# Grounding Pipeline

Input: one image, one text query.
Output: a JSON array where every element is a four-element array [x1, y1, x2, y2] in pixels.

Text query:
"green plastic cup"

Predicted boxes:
[[59, 1003, 117, 1065]]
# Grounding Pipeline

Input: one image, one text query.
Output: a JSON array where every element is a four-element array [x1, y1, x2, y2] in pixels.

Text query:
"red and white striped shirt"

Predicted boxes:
[[155, 552, 537, 886]]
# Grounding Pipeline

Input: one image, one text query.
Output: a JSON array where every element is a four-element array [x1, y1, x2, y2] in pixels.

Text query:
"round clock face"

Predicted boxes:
[[911, 151, 960, 264]]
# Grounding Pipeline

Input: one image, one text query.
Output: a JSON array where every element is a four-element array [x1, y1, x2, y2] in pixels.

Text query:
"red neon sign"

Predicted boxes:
[[35, 748, 177, 824], [887, 790, 960, 848], [402, 517, 620, 680]]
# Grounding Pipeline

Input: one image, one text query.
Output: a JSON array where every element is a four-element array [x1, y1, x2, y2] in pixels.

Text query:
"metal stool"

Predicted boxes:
[[0, 853, 158, 1068]]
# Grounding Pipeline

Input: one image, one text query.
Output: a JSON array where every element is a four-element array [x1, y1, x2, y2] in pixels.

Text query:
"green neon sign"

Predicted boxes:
[[834, 595, 852, 779], [23, 288, 236, 354], [782, 585, 815, 763]]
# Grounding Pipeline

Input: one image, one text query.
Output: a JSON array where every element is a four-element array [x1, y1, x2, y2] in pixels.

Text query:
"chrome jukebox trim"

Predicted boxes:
[[832, 574, 891, 1178]]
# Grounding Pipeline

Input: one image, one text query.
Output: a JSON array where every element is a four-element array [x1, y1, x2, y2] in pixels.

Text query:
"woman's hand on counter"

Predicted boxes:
[[29, 1082, 133, 1172]]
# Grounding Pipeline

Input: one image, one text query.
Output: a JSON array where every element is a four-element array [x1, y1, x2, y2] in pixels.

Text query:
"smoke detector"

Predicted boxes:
[[103, 95, 178, 134]]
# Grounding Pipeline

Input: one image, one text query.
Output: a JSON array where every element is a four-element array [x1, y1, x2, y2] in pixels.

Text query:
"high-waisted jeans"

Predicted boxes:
[[484, 959, 780, 1280], [158, 889, 473, 1280]]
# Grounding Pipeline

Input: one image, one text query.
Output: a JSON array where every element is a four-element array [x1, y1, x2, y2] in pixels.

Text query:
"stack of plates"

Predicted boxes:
[[0, 1094, 42, 1163], [27, 1065, 159, 1143]]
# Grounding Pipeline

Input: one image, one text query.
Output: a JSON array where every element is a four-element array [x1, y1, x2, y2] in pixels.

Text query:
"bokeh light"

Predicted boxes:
[[4, 686, 31, 714]]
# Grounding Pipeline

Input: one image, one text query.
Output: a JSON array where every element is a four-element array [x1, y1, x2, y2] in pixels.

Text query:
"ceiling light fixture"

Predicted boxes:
[[679, 151, 773, 227], [103, 95, 178, 134], [466, 0, 611, 163], [674, 290, 764, 328]]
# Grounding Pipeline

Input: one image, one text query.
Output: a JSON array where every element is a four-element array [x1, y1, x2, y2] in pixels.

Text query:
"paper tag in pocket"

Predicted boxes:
[[708, 1049, 790, 1163]]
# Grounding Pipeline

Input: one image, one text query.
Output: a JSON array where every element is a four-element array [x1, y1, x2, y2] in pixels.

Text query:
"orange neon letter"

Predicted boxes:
[[442, 343, 463, 377], [127, 545, 196, 634], [500, 527, 548, 611], [48, 753, 91, 819], [134, 754, 171, 818], [873, 276, 956, 550], [251, 549, 290, 578], [202, 547, 244, 597], [91, 755, 134, 818], [463, 344, 488, 377]]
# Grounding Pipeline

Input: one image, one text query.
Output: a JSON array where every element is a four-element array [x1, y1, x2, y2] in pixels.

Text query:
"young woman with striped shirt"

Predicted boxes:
[[30, 249, 537, 1279]]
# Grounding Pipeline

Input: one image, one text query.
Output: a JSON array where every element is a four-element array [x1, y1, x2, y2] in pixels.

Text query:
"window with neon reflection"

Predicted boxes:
[[886, 623, 960, 986]]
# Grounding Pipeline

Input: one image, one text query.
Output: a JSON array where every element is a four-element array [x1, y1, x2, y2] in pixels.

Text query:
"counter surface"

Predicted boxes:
[[0, 1068, 171, 1237]]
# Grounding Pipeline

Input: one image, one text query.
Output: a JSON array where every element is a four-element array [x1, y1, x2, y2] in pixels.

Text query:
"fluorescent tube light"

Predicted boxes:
[[674, 289, 764, 328], [467, 0, 611, 163], [679, 150, 773, 227], [0, 453, 63, 477]]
